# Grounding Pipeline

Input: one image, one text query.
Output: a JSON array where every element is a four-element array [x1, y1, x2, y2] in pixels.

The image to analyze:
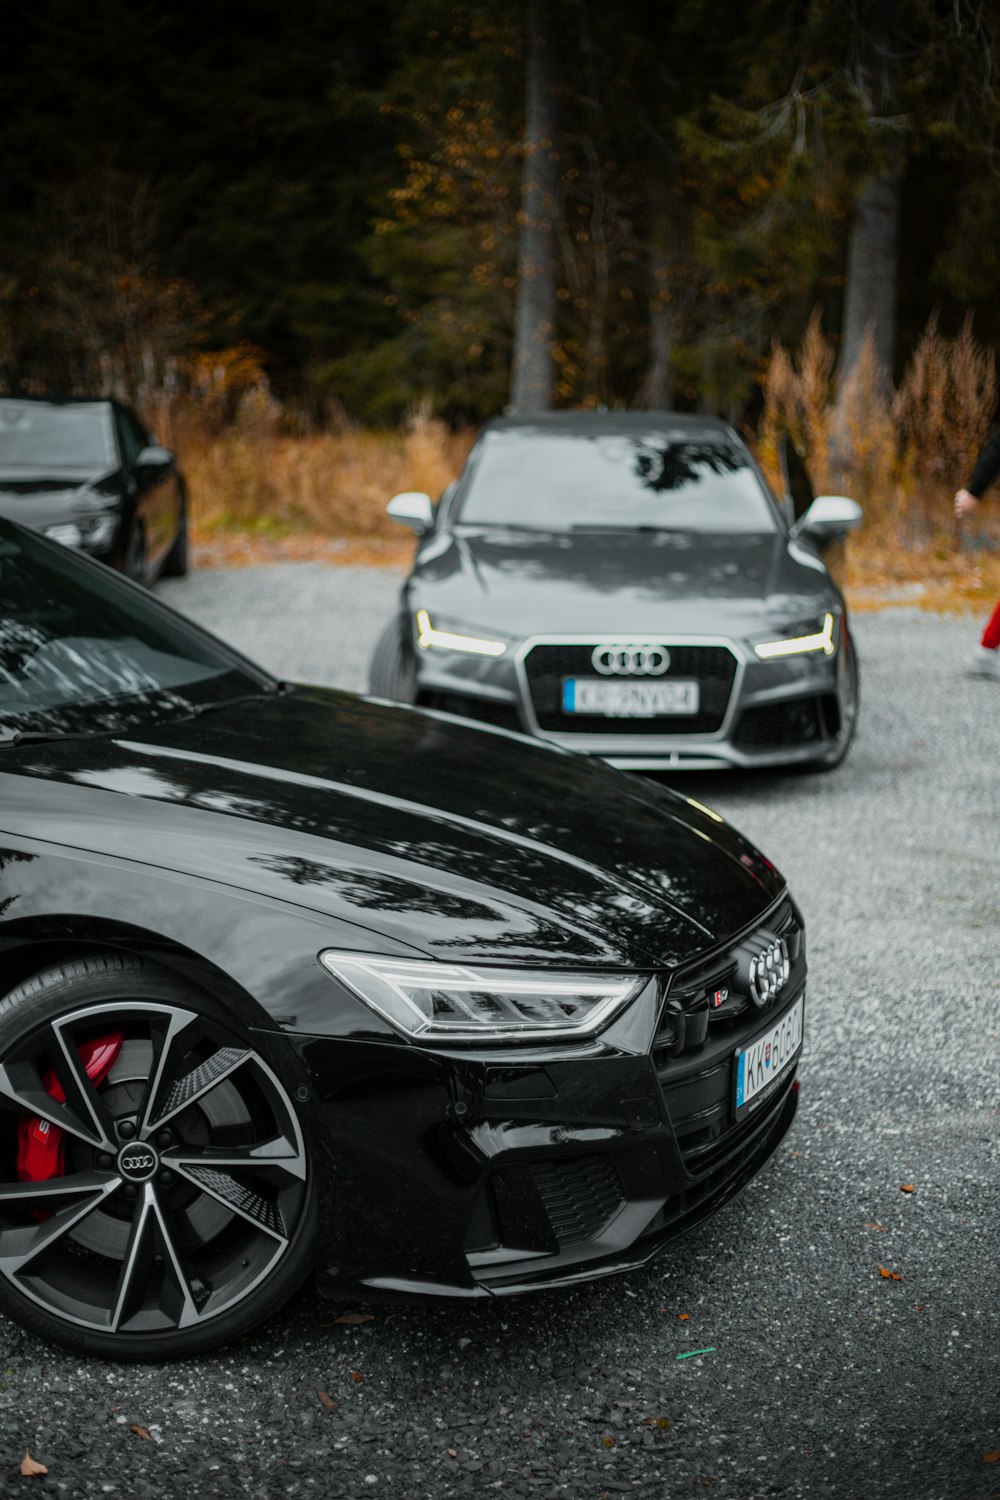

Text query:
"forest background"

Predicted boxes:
[[2, 0, 999, 603]]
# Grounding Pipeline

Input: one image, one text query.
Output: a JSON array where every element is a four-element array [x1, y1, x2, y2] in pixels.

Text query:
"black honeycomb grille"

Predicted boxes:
[[529, 1156, 626, 1245], [523, 643, 737, 734]]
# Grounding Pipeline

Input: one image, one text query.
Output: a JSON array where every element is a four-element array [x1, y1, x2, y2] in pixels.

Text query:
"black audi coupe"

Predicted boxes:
[[0, 396, 188, 584], [371, 412, 862, 772], [0, 516, 805, 1359]]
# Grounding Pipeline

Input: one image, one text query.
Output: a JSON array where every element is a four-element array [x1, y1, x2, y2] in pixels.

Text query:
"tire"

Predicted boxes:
[[368, 616, 417, 702], [123, 521, 148, 585], [0, 954, 316, 1360], [161, 497, 189, 578], [803, 635, 860, 772]]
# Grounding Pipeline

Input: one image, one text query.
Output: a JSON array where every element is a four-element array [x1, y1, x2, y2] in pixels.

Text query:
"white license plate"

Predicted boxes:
[[734, 995, 804, 1116], [562, 678, 700, 717]]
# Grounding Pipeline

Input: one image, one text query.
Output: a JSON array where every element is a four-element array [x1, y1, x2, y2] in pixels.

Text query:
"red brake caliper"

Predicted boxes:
[[16, 1032, 125, 1186]]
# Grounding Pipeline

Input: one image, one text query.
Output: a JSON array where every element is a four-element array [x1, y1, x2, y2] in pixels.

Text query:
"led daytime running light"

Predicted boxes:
[[755, 612, 836, 660], [320, 951, 640, 1041], [415, 610, 506, 657]]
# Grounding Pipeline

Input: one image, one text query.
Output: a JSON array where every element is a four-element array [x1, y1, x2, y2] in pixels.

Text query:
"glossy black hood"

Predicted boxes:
[[410, 526, 836, 637], [0, 467, 123, 527], [4, 688, 784, 969]]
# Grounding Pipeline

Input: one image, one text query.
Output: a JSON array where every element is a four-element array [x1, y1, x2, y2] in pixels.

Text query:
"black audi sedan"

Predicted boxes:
[[371, 412, 861, 771], [0, 516, 805, 1359], [0, 396, 188, 583]]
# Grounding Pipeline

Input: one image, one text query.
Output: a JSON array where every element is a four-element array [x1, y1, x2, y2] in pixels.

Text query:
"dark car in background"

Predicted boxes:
[[0, 396, 187, 583], [0, 515, 804, 1358], [371, 412, 862, 772]]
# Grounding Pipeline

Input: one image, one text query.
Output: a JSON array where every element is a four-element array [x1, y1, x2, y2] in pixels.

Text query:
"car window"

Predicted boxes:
[[456, 431, 777, 534], [0, 522, 259, 731], [115, 407, 148, 467], [0, 401, 116, 469]]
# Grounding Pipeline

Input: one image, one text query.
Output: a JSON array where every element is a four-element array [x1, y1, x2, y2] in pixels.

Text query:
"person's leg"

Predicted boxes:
[[981, 600, 1000, 650], [969, 599, 1000, 678]]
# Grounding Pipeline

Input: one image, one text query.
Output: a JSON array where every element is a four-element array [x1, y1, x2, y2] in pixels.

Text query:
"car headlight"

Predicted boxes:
[[319, 951, 644, 1042], [415, 610, 506, 658], [754, 612, 837, 659], [43, 516, 117, 552]]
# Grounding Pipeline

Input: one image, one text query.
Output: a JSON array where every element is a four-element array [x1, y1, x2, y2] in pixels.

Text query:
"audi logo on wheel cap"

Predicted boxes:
[[591, 643, 671, 676], [117, 1143, 159, 1181]]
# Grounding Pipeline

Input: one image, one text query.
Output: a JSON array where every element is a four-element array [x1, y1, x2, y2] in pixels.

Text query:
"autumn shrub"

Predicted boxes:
[[168, 401, 474, 538], [757, 312, 997, 552]]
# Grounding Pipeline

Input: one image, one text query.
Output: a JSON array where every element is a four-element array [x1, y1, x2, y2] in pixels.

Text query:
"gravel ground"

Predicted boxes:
[[2, 563, 997, 1500]]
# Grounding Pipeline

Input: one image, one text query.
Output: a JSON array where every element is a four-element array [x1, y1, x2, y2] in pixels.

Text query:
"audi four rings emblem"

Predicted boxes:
[[591, 643, 671, 676], [748, 937, 790, 1007]]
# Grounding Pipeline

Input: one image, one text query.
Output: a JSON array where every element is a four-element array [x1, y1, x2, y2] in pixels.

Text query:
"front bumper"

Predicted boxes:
[[412, 629, 846, 770], [291, 900, 805, 1300]]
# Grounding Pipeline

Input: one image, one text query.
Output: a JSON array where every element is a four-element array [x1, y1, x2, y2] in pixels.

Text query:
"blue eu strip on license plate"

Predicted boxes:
[[563, 680, 577, 712]]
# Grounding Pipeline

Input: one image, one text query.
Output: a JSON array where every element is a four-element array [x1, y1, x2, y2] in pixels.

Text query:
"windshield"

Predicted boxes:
[[0, 400, 116, 470], [456, 429, 777, 534], [0, 522, 263, 736]]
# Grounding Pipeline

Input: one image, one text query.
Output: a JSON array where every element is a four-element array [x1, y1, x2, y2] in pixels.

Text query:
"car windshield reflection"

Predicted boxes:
[[457, 432, 776, 535]]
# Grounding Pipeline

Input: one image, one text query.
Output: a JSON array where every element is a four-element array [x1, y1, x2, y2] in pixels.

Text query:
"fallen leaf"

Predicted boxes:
[[789, 1151, 800, 1159], [601, 1436, 616, 1449], [900, 1184, 915, 1194], [678, 1313, 690, 1322], [646, 1417, 672, 1431], [865, 1222, 887, 1232], [982, 1451, 1000, 1465], [447, 1448, 457, 1458], [130, 1425, 152, 1442], [349, 1371, 365, 1383], [316, 1390, 339, 1411], [332, 1312, 375, 1327], [19, 1453, 47, 1477], [879, 1265, 903, 1281]]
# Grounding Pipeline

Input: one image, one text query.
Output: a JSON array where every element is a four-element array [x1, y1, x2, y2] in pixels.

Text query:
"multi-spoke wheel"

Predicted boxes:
[[0, 956, 315, 1359]]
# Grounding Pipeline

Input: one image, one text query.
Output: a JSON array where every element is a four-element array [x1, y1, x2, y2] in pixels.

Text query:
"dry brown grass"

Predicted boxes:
[[756, 311, 1000, 608], [169, 404, 474, 540]]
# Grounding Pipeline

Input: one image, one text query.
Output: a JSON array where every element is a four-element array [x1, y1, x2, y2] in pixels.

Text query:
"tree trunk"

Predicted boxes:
[[510, 0, 558, 414], [837, 148, 902, 386], [835, 0, 902, 403], [637, 190, 676, 409]]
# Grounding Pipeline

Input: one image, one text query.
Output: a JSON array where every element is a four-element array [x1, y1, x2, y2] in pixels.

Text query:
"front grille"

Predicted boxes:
[[530, 1156, 625, 1246], [733, 694, 840, 751], [640, 1076, 797, 1237], [523, 643, 737, 735], [651, 897, 803, 1180]]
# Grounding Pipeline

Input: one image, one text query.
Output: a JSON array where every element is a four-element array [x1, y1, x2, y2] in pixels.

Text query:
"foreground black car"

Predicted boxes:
[[372, 412, 861, 771], [0, 517, 804, 1358], [0, 395, 187, 582]]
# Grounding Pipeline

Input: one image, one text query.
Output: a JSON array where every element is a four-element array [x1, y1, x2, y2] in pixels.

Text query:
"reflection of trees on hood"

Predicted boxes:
[[0, 846, 33, 917]]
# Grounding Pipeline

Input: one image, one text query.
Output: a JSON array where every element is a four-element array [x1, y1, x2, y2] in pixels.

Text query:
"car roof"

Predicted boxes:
[[481, 411, 738, 439]]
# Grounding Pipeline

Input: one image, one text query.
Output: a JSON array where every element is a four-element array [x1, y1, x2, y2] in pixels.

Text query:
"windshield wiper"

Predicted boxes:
[[179, 685, 287, 720], [0, 725, 116, 748]]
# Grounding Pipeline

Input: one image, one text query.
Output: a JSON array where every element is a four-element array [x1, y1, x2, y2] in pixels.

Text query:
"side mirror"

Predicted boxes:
[[387, 491, 434, 534], [135, 445, 175, 472], [793, 495, 863, 541]]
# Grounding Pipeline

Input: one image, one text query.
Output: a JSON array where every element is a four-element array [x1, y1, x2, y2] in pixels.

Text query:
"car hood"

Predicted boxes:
[[0, 467, 123, 525], [410, 527, 835, 637], [3, 688, 784, 969]]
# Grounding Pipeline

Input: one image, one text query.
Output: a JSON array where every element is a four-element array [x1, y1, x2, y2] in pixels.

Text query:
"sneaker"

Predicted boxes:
[[967, 645, 1000, 680]]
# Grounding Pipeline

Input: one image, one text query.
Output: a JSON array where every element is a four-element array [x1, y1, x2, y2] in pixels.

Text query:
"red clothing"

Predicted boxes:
[[983, 600, 1000, 651], [966, 433, 1000, 650]]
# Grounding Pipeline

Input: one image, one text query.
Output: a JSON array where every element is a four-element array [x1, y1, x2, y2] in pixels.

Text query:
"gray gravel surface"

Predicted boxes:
[[2, 563, 997, 1500]]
